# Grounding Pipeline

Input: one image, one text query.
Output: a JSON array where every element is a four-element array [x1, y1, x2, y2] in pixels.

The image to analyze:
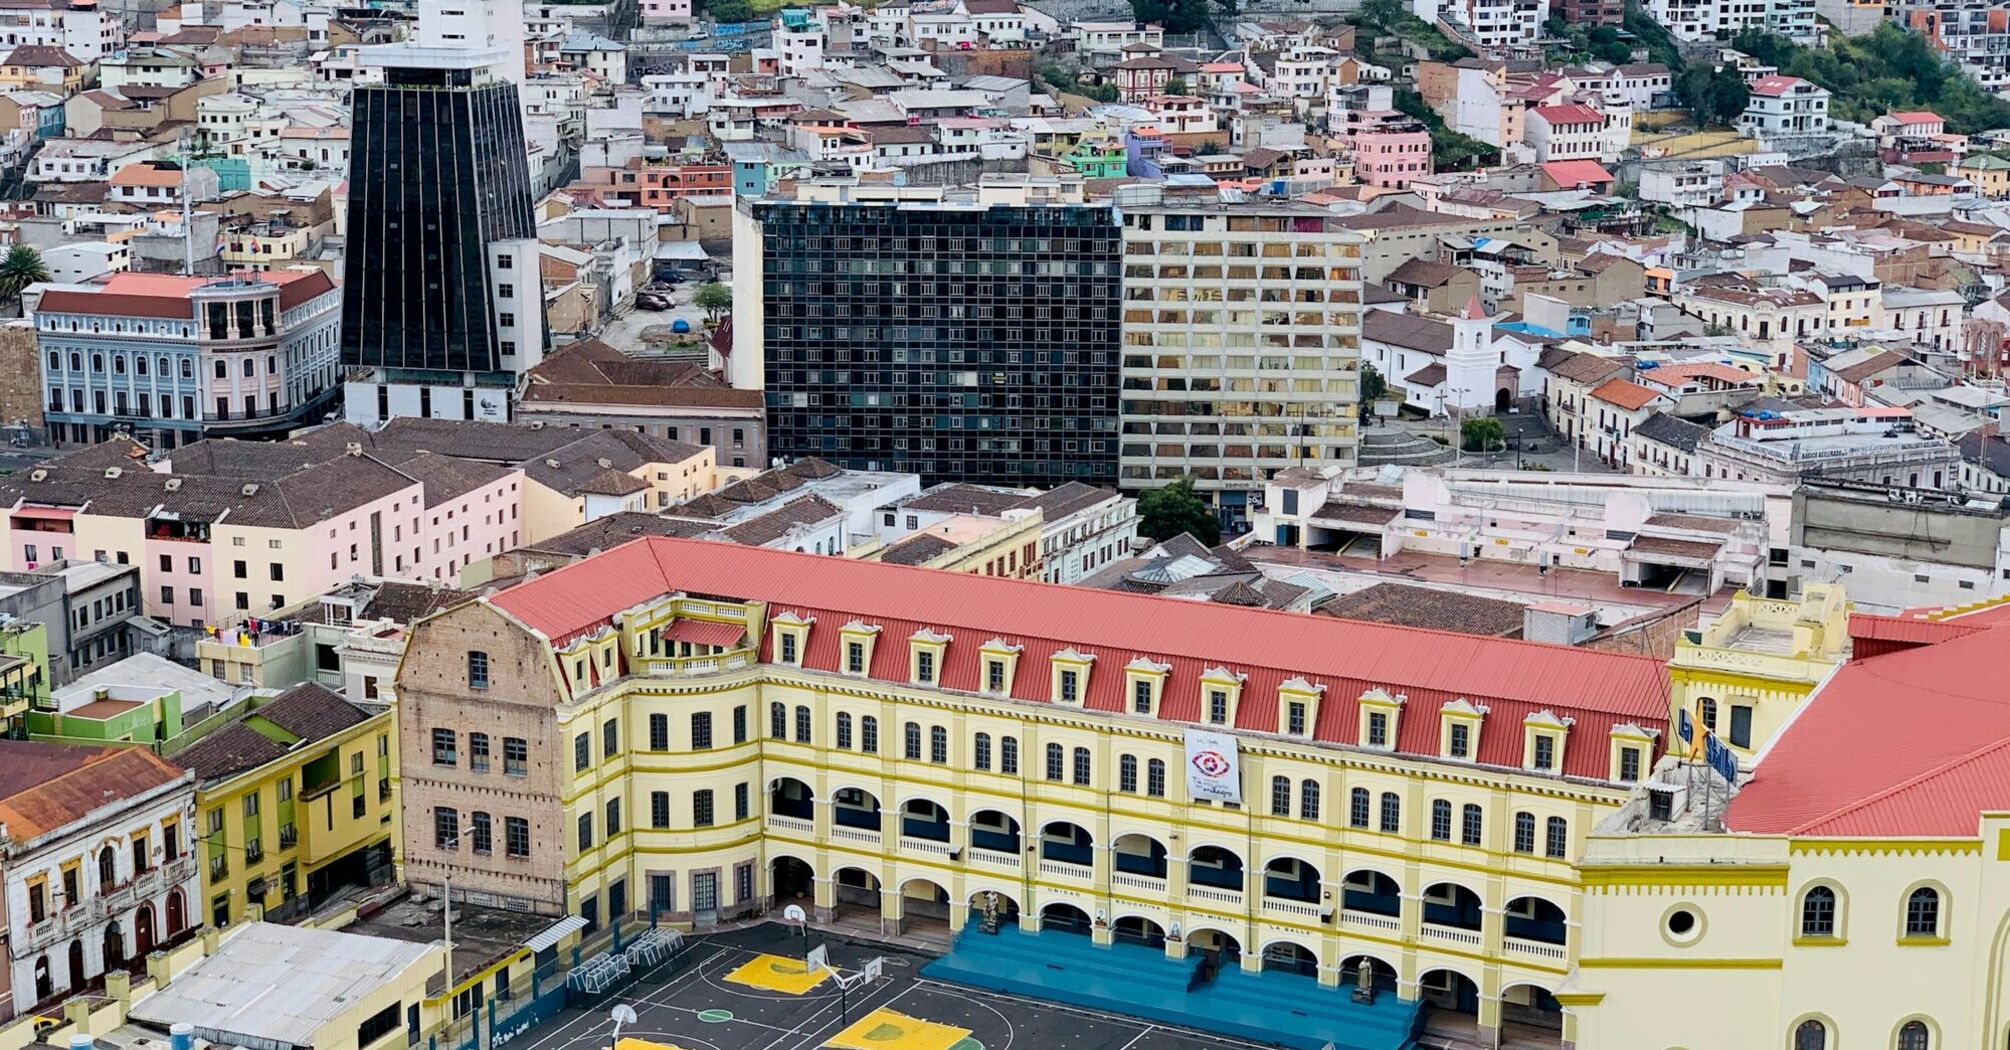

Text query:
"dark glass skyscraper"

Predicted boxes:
[[748, 200, 1124, 487], [341, 67, 538, 377]]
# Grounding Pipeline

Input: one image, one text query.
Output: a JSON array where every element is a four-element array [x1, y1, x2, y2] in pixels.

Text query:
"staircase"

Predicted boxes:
[[1359, 430, 1457, 467], [920, 925, 1423, 1050]]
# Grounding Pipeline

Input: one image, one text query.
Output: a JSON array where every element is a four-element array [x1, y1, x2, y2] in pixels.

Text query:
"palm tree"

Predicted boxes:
[[0, 244, 49, 315]]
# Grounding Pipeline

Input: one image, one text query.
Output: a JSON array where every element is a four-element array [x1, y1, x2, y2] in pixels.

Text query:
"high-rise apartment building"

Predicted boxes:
[[730, 179, 1123, 488], [1116, 189, 1366, 527], [340, 0, 546, 426]]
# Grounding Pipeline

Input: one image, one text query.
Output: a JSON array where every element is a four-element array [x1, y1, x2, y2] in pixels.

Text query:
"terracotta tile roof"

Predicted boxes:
[[1363, 310, 1453, 354], [1318, 581, 1525, 637], [482, 539, 1671, 781], [0, 743, 186, 840], [170, 683, 372, 784], [1589, 378, 1663, 411], [903, 483, 1027, 516]]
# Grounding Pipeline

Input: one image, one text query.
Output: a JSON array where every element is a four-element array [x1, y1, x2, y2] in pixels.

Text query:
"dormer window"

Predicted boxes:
[[910, 628, 950, 686], [839, 620, 880, 677], [1051, 648, 1095, 706], [1523, 710, 1574, 774], [1357, 688, 1403, 752], [1608, 723, 1658, 784], [1277, 677, 1324, 739], [1199, 666, 1245, 726], [1440, 698, 1487, 762], [979, 638, 1022, 696], [1124, 656, 1171, 717], [770, 611, 813, 667]]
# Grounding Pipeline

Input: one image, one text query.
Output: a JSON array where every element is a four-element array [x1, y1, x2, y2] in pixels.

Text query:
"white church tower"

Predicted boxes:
[[1444, 296, 1497, 414]]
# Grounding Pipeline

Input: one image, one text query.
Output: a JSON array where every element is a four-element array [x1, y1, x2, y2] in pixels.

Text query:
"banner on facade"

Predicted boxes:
[[1184, 729, 1242, 805]]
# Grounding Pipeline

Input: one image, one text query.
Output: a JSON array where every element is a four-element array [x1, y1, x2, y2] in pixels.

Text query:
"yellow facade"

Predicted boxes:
[[1566, 823, 2010, 1050], [188, 709, 399, 928], [546, 595, 1640, 1043], [1667, 585, 1847, 766]]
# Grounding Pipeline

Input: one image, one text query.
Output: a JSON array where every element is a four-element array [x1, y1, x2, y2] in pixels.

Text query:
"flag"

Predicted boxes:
[[1676, 708, 1693, 751]]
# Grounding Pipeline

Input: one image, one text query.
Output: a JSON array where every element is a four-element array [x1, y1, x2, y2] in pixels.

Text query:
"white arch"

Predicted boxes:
[[1259, 851, 1326, 877], [1111, 911, 1168, 933], [1258, 933, 1321, 966], [827, 782, 884, 804], [898, 875, 951, 898], [764, 847, 817, 876], [1182, 924, 1244, 949], [828, 863, 882, 888], [1338, 948, 1400, 975], [1417, 961, 1483, 988], [1504, 890, 1570, 917], [1499, 977, 1560, 996], [894, 794, 952, 816], [765, 774, 816, 796], [1185, 841, 1246, 864], [964, 884, 1022, 912], [1340, 863, 1404, 890], [1038, 818, 1095, 840]]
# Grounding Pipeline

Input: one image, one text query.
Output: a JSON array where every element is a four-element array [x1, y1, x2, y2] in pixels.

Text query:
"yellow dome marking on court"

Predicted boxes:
[[723, 953, 833, 995], [823, 1008, 972, 1050]]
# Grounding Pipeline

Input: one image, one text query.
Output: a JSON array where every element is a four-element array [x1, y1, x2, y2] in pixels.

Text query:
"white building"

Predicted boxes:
[[1639, 160, 1725, 207], [1740, 74, 1830, 138], [0, 741, 199, 1020], [1646, 0, 1816, 42], [1526, 104, 1606, 163]]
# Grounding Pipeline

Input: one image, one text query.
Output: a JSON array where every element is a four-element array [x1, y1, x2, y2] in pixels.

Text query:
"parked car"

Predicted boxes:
[[636, 293, 673, 311]]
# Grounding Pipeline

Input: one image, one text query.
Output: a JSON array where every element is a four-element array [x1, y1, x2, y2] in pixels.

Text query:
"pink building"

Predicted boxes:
[[1345, 109, 1432, 189]]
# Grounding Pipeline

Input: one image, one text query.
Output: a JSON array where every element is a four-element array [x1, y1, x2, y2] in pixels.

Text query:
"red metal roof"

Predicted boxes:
[[1532, 103, 1603, 126], [488, 539, 1670, 780], [1727, 622, 2010, 836], [663, 617, 747, 648], [1539, 159, 1612, 187]]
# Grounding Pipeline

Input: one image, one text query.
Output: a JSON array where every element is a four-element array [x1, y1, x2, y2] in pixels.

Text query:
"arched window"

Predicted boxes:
[[1545, 816, 1569, 858], [1045, 743, 1064, 781], [1147, 758, 1166, 797], [1793, 1019, 1827, 1050], [930, 725, 947, 763], [903, 721, 922, 760], [1461, 804, 1483, 846], [973, 732, 992, 771], [835, 712, 853, 750], [1800, 886, 1837, 938], [1000, 735, 1018, 774], [1906, 887, 1941, 938], [1349, 788, 1370, 828], [1299, 779, 1320, 820], [1699, 697, 1718, 731], [1896, 1020, 1930, 1050], [1071, 747, 1091, 786], [97, 846, 115, 888], [1429, 799, 1451, 840], [860, 716, 879, 754], [1119, 754, 1139, 793], [1377, 792, 1400, 833], [769, 702, 787, 739], [1513, 811, 1536, 854], [1270, 775, 1291, 816], [793, 705, 811, 743]]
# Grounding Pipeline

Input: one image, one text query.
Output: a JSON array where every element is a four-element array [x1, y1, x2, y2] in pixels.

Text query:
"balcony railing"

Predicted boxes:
[[1038, 858, 1092, 881], [1339, 908, 1401, 933], [1420, 921, 1483, 947], [969, 846, 1020, 869], [767, 814, 814, 835], [1189, 885, 1244, 907]]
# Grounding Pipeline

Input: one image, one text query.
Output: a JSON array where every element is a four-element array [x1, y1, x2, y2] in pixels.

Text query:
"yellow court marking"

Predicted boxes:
[[723, 953, 832, 995], [823, 1008, 972, 1050], [617, 1039, 696, 1050]]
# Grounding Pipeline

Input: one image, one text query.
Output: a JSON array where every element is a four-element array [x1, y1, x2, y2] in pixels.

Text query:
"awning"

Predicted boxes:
[[524, 915, 589, 954], [663, 618, 747, 648]]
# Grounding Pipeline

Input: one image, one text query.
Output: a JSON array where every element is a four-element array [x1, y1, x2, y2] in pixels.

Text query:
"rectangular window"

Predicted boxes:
[[1288, 701, 1308, 736], [845, 641, 864, 673], [733, 706, 748, 744], [986, 660, 1005, 693], [1208, 690, 1228, 724], [1045, 743, 1063, 781], [1059, 669, 1078, 703], [433, 807, 459, 848], [468, 651, 489, 690], [605, 799, 621, 836], [431, 728, 457, 766], [691, 712, 713, 750], [1729, 705, 1753, 749], [506, 817, 529, 857], [577, 813, 594, 851], [574, 733, 590, 772], [603, 718, 619, 757], [1449, 722, 1470, 758], [735, 782, 749, 821], [468, 733, 490, 773], [916, 649, 935, 683], [649, 713, 669, 751], [1533, 735, 1555, 771], [1366, 710, 1385, 746], [651, 791, 670, 828], [1619, 746, 1641, 782], [780, 633, 797, 663], [1378, 793, 1400, 834], [1133, 679, 1152, 713], [693, 790, 715, 827], [1001, 736, 1018, 775], [504, 737, 527, 776], [1430, 800, 1451, 841], [1071, 747, 1091, 786]]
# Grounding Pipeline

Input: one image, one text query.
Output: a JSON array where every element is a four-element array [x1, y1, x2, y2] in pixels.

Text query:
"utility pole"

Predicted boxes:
[[178, 126, 194, 275]]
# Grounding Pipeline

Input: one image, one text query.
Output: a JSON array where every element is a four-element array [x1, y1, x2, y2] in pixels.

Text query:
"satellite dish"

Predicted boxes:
[[610, 1005, 638, 1026], [783, 904, 806, 923]]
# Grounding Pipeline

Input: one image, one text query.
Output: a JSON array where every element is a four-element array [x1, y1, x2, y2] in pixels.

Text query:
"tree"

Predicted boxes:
[[1708, 66, 1750, 124], [1162, 77, 1189, 96], [1460, 416, 1505, 453], [1137, 476, 1222, 546], [1588, 25, 1632, 64], [705, 0, 751, 21], [1360, 363, 1388, 407], [0, 244, 48, 311], [693, 281, 732, 324]]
